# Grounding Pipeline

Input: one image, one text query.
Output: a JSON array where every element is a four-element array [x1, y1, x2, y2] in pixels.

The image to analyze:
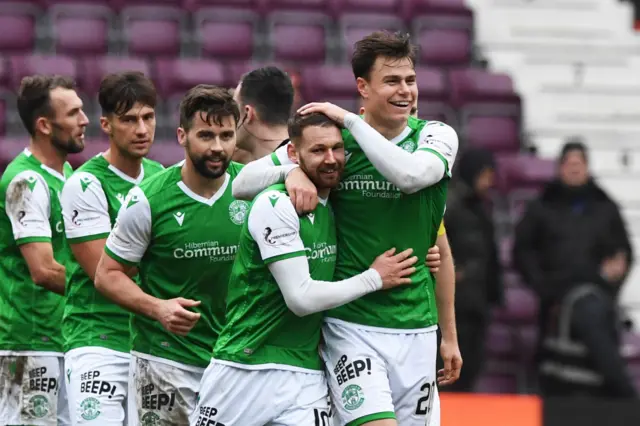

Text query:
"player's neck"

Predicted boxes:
[[317, 188, 330, 199], [181, 160, 226, 199], [103, 146, 143, 179], [363, 113, 407, 141], [29, 137, 67, 174], [245, 124, 288, 161]]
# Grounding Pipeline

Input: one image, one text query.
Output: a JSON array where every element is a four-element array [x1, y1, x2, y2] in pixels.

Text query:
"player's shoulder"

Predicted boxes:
[[142, 157, 166, 176], [63, 170, 102, 193], [1, 163, 49, 195], [137, 164, 180, 201], [419, 120, 458, 138], [252, 184, 292, 212], [75, 154, 106, 174]]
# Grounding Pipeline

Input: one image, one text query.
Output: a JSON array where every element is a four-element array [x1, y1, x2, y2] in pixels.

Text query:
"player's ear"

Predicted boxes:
[[99, 115, 111, 137], [356, 77, 369, 99], [35, 116, 52, 136], [176, 127, 187, 147], [287, 141, 299, 164]]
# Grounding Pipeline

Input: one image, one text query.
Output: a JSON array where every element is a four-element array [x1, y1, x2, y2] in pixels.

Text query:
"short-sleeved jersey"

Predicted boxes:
[[105, 163, 247, 368], [0, 148, 73, 353], [213, 184, 336, 372], [271, 118, 457, 330], [61, 154, 164, 354]]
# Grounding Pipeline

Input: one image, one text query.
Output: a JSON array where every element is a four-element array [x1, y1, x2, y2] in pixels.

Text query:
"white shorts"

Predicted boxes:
[[128, 352, 203, 426], [322, 319, 440, 426], [0, 354, 70, 426], [64, 347, 130, 425], [191, 360, 332, 426]]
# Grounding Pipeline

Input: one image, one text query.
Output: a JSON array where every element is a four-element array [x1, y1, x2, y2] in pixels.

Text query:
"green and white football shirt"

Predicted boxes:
[[0, 148, 73, 354], [213, 184, 336, 372], [104, 163, 248, 368], [270, 117, 457, 330], [61, 154, 164, 354]]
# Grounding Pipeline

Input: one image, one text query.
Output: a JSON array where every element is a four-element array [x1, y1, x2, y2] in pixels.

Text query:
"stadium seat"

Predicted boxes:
[[109, 0, 185, 9], [0, 58, 10, 91], [338, 13, 405, 60], [187, 0, 262, 11], [264, 0, 332, 13], [194, 8, 258, 60], [67, 138, 110, 168], [155, 58, 225, 99], [449, 68, 520, 110], [48, 3, 114, 56], [464, 116, 520, 153], [120, 6, 186, 56], [496, 153, 555, 194], [416, 28, 471, 66], [9, 54, 78, 90], [0, 138, 29, 170], [332, 0, 401, 15], [300, 65, 357, 102], [401, 0, 473, 21], [493, 285, 539, 325], [415, 67, 447, 102], [0, 95, 7, 137], [79, 56, 152, 96], [486, 323, 519, 359], [0, 3, 40, 54], [147, 139, 184, 166], [267, 11, 333, 63]]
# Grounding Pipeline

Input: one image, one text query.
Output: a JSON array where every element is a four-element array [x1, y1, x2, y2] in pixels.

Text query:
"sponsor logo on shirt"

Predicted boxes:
[[71, 209, 102, 227], [305, 242, 337, 263], [337, 174, 401, 199], [263, 226, 297, 246], [173, 240, 238, 262]]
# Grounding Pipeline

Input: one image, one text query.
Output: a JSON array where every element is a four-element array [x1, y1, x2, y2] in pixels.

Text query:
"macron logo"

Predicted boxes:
[[307, 213, 315, 224], [174, 211, 185, 226]]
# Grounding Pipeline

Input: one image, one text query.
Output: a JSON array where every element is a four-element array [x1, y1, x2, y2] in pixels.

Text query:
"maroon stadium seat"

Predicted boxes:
[[301, 65, 357, 102], [332, 0, 401, 15], [449, 68, 520, 109], [464, 116, 520, 153], [194, 8, 258, 60], [154, 58, 225, 99], [416, 28, 471, 66], [267, 11, 333, 63], [264, 0, 331, 13], [121, 5, 185, 56], [0, 3, 40, 54], [401, 0, 473, 20], [338, 13, 405, 60], [49, 3, 114, 56], [9, 54, 78, 90], [79, 56, 151, 95]]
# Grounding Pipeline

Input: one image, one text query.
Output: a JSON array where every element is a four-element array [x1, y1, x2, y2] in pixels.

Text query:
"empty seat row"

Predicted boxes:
[[0, 3, 474, 66], [14, 0, 472, 21]]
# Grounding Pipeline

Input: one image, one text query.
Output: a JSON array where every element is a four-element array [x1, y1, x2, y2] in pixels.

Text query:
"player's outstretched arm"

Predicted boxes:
[[61, 172, 112, 281], [249, 190, 418, 317], [231, 149, 298, 201], [94, 187, 201, 336], [298, 103, 459, 194], [5, 170, 65, 294]]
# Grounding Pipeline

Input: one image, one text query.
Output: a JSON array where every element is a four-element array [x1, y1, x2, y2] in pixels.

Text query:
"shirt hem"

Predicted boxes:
[[131, 350, 206, 373], [65, 345, 131, 358], [0, 350, 63, 357], [324, 317, 439, 334], [211, 358, 324, 375]]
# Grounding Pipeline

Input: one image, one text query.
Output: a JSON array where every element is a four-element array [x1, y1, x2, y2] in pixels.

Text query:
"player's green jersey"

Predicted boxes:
[[0, 148, 73, 353], [61, 154, 164, 353], [105, 163, 248, 367], [271, 117, 457, 330], [213, 184, 336, 371]]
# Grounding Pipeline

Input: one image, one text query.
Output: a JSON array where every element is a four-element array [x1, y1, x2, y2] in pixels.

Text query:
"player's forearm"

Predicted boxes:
[[31, 261, 66, 295], [94, 268, 160, 319], [232, 156, 298, 200], [435, 235, 457, 341], [344, 113, 445, 193], [269, 257, 382, 316]]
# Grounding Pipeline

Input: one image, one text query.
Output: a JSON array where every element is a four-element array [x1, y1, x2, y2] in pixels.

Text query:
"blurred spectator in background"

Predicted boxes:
[[513, 140, 637, 398], [443, 147, 503, 392]]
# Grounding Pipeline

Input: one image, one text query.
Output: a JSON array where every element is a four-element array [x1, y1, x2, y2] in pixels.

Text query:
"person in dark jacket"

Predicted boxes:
[[443, 147, 503, 392], [513, 141, 637, 398]]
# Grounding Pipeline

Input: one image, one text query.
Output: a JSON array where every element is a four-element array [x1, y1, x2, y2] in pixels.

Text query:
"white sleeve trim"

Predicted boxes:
[[268, 258, 382, 317], [105, 186, 151, 264], [417, 121, 459, 177], [232, 154, 299, 201], [248, 190, 305, 261], [344, 113, 458, 194], [5, 170, 52, 241], [62, 172, 112, 241]]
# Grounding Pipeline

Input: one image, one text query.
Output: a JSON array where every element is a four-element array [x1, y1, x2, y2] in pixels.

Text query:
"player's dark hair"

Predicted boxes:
[[179, 84, 240, 131], [17, 75, 76, 137], [560, 139, 589, 164], [288, 113, 339, 147], [98, 71, 157, 117], [238, 66, 294, 126], [351, 31, 417, 81]]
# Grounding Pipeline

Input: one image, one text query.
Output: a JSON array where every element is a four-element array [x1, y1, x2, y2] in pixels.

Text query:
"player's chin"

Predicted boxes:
[[317, 172, 341, 188], [67, 139, 85, 154]]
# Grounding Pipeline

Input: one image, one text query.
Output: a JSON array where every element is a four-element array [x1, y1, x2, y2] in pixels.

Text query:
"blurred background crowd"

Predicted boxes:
[[2, 0, 640, 406]]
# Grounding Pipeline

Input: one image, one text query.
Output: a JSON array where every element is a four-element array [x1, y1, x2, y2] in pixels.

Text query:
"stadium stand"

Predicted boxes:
[[1, 0, 640, 397]]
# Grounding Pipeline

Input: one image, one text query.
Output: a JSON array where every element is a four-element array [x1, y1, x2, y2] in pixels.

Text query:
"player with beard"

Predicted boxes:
[[0, 75, 88, 425], [94, 85, 248, 425], [191, 112, 417, 426], [60, 71, 164, 425]]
